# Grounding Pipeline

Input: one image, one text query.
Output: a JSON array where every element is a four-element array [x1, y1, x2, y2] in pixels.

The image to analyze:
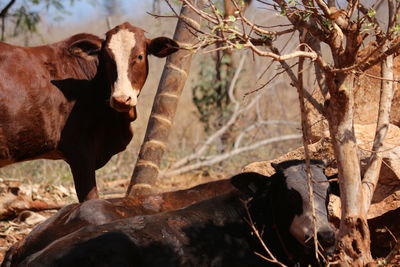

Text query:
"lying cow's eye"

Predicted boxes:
[[138, 55, 143, 60]]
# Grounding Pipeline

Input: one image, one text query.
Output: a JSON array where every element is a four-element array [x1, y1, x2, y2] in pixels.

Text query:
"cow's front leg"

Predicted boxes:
[[68, 157, 99, 202]]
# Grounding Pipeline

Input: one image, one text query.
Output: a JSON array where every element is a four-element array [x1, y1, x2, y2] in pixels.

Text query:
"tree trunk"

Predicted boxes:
[[126, 0, 204, 196], [361, 0, 396, 216], [325, 74, 373, 266]]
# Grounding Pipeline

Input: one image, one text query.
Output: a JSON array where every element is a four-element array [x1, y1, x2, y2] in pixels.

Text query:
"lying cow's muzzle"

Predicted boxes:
[[304, 229, 336, 255], [317, 230, 335, 248]]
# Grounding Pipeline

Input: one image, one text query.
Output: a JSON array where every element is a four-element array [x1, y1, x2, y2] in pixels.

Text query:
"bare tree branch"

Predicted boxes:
[[0, 0, 16, 41], [268, 44, 325, 115], [234, 120, 298, 149], [162, 134, 301, 177], [244, 41, 318, 60], [244, 201, 289, 267], [0, 0, 15, 17], [361, 0, 396, 215], [382, 239, 400, 265], [297, 29, 321, 264]]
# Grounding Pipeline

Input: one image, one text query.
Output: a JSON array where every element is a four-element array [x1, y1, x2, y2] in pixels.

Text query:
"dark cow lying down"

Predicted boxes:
[[0, 22, 178, 202], [2, 179, 234, 267], [11, 160, 339, 267]]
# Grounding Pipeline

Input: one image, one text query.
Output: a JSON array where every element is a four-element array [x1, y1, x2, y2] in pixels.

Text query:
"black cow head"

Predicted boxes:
[[231, 159, 339, 255]]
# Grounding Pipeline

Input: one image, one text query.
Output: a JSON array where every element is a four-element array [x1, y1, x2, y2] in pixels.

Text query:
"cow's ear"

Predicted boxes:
[[147, 37, 179, 58], [328, 173, 340, 196], [271, 162, 280, 172], [231, 172, 271, 197], [69, 38, 102, 60]]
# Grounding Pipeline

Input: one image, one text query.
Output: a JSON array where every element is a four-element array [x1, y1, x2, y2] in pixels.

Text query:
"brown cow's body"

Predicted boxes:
[[2, 179, 234, 267], [0, 38, 96, 163], [0, 23, 178, 202], [0, 35, 132, 200]]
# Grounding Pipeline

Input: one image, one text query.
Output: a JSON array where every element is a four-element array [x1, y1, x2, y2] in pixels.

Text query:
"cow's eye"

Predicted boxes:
[[138, 55, 143, 60]]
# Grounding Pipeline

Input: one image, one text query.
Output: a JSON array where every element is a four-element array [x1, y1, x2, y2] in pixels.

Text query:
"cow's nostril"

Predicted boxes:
[[111, 96, 133, 111], [113, 96, 130, 105]]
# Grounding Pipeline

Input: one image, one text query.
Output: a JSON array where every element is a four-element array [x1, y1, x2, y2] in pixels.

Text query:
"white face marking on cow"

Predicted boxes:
[[283, 164, 334, 246], [108, 29, 140, 107]]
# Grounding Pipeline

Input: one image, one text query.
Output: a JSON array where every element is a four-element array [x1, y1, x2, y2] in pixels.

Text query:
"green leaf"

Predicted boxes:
[[367, 9, 376, 18], [280, 8, 287, 16], [228, 15, 236, 22], [234, 43, 244, 49], [303, 12, 311, 21]]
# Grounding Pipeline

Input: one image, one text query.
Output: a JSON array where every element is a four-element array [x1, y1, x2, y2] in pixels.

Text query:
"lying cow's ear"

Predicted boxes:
[[271, 162, 280, 172], [328, 173, 340, 196], [231, 172, 271, 197], [69, 38, 102, 60], [147, 37, 179, 58]]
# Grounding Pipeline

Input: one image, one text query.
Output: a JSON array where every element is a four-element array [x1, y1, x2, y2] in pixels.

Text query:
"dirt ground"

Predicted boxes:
[[0, 177, 127, 262]]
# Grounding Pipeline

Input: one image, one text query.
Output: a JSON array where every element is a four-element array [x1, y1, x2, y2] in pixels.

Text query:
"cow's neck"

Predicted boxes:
[[91, 66, 111, 104], [203, 191, 296, 260]]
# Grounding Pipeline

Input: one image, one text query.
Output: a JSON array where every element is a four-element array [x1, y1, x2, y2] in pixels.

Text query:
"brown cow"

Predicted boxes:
[[2, 179, 234, 267], [0, 22, 178, 202]]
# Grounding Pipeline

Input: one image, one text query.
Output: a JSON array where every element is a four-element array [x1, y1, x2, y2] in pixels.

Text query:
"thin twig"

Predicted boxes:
[[382, 239, 400, 266], [0, 0, 16, 41], [244, 201, 288, 267], [297, 29, 322, 264], [360, 72, 400, 83]]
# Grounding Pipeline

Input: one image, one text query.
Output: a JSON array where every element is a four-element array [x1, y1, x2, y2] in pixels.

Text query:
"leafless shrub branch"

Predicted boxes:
[[160, 53, 300, 177], [243, 200, 288, 267]]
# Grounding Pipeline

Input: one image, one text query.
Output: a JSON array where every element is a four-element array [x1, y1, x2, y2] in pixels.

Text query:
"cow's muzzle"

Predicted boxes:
[[110, 95, 136, 112]]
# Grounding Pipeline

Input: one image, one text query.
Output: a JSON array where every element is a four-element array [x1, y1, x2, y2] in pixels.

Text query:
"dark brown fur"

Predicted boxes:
[[4, 161, 338, 267]]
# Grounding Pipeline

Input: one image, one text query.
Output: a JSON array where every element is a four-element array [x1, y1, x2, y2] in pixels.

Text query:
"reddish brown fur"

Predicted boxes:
[[0, 23, 178, 202], [2, 179, 234, 266]]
